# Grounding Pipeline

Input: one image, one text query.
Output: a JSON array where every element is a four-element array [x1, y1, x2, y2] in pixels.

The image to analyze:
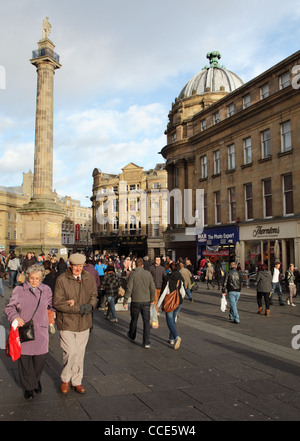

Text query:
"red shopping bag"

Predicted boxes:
[[6, 321, 21, 362]]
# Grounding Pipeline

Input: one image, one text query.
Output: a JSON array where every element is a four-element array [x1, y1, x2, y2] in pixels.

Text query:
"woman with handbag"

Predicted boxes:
[[157, 262, 186, 350], [5, 264, 53, 399]]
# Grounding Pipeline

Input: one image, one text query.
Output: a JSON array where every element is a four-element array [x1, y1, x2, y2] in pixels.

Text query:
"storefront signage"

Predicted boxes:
[[252, 225, 280, 238], [203, 250, 229, 257], [197, 226, 239, 246]]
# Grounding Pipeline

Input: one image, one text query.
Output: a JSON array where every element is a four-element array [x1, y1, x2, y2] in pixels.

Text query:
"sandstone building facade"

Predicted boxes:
[[161, 51, 300, 272], [91, 163, 167, 259]]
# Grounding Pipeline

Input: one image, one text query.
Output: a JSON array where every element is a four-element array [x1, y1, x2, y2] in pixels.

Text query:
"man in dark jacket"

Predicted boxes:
[[222, 262, 243, 324], [53, 253, 98, 395], [123, 258, 155, 348], [150, 257, 165, 313]]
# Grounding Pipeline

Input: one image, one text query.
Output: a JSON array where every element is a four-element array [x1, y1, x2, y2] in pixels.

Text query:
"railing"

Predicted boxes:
[[32, 48, 60, 63]]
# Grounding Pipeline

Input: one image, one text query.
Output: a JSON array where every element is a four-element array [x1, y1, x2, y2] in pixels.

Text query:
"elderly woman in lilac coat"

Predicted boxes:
[[5, 264, 53, 399]]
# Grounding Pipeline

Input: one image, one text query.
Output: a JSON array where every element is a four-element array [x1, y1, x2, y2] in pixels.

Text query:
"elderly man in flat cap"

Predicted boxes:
[[53, 253, 97, 394]]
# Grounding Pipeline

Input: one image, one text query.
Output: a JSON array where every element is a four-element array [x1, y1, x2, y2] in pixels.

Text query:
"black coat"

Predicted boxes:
[[222, 268, 243, 293], [256, 270, 272, 293]]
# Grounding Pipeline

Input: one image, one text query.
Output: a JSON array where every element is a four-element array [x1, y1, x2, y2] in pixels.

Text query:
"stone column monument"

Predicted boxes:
[[17, 18, 64, 256]]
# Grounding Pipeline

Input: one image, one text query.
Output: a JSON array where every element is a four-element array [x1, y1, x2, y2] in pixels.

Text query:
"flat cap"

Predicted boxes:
[[69, 253, 86, 265]]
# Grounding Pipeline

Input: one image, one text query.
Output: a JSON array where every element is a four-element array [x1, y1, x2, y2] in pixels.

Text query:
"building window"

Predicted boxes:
[[283, 174, 293, 215], [227, 103, 235, 117], [229, 188, 236, 223], [201, 119, 206, 131], [245, 183, 253, 220], [244, 137, 252, 164], [213, 111, 220, 125], [103, 220, 107, 234], [260, 83, 269, 99], [263, 179, 272, 218], [214, 191, 221, 224], [243, 94, 250, 109], [129, 198, 137, 212], [281, 120, 292, 152], [228, 144, 235, 170], [113, 217, 118, 231], [129, 215, 136, 233], [279, 72, 290, 89], [171, 132, 177, 142], [214, 150, 220, 174], [112, 198, 118, 213], [153, 220, 159, 237], [261, 129, 271, 158], [7, 227, 11, 239], [201, 155, 207, 179]]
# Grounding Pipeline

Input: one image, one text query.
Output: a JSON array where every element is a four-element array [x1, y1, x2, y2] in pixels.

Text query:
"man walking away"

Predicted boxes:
[[150, 257, 165, 313], [222, 262, 243, 324], [123, 258, 155, 348]]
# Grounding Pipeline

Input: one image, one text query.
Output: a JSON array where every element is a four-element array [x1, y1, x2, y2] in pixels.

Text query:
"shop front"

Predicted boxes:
[[197, 225, 239, 271], [239, 220, 300, 273]]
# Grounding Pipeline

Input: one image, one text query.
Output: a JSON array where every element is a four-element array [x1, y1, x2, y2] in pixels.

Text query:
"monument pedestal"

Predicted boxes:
[[17, 197, 64, 257]]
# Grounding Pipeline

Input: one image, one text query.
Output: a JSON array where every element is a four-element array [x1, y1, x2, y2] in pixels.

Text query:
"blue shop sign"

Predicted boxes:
[[197, 226, 239, 246]]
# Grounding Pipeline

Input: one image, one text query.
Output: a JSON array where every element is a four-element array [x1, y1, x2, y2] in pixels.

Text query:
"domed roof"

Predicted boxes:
[[178, 51, 244, 100]]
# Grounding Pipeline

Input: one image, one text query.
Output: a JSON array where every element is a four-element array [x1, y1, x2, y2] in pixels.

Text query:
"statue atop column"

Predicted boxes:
[[42, 17, 51, 39]]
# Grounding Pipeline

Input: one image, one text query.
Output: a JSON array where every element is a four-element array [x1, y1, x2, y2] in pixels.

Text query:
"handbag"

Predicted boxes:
[[163, 280, 180, 313], [17, 273, 26, 284], [18, 295, 41, 343], [118, 286, 125, 297]]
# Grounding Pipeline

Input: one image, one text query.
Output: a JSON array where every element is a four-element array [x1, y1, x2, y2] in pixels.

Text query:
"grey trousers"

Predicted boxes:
[[59, 329, 89, 386]]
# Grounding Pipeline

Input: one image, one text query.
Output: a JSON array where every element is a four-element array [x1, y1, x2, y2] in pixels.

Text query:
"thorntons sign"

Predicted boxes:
[[252, 225, 280, 238]]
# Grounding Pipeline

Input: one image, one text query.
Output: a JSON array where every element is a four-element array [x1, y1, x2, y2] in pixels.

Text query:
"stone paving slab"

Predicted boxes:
[[1, 279, 300, 423]]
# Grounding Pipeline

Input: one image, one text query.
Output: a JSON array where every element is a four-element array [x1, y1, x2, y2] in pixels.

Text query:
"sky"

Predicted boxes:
[[1, 0, 300, 207]]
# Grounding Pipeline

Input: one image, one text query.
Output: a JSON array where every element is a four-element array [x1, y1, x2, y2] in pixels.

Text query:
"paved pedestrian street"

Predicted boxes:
[[1, 279, 300, 423]]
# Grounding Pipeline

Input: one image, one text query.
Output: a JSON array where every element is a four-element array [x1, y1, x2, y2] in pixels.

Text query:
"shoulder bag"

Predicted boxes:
[[163, 280, 180, 313], [19, 294, 41, 343]]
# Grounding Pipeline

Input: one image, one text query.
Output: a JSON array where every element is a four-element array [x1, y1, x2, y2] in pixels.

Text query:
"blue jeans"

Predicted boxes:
[[106, 296, 117, 319], [271, 282, 283, 304], [9, 270, 17, 288], [165, 304, 182, 341], [185, 288, 192, 300], [227, 291, 240, 323], [128, 302, 151, 346]]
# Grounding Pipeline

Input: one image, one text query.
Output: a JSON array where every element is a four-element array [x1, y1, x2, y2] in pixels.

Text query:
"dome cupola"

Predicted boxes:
[[178, 51, 244, 100]]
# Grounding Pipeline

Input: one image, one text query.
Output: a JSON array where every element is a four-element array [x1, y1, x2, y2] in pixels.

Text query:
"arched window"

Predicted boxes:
[[129, 215, 136, 233]]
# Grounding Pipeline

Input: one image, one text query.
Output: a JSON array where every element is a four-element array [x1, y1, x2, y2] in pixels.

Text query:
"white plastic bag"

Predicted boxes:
[[150, 304, 159, 328], [220, 295, 227, 312]]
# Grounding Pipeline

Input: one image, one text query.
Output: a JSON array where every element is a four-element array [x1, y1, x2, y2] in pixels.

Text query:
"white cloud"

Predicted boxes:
[[1, 0, 300, 206]]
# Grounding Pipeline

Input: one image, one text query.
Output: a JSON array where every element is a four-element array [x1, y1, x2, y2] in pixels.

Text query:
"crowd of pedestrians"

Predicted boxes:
[[1, 249, 299, 400]]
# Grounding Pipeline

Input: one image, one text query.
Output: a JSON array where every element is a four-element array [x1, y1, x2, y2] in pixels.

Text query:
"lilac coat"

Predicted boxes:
[[5, 281, 53, 356]]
